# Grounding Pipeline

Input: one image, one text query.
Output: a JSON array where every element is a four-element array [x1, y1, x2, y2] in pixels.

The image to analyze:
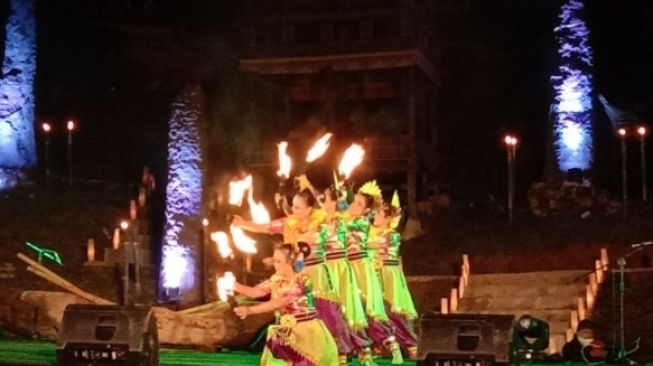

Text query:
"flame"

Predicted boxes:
[[228, 175, 252, 206], [276, 141, 292, 179], [337, 144, 365, 179], [248, 190, 270, 224], [306, 133, 333, 162], [230, 224, 257, 254], [217, 271, 235, 302], [210, 231, 234, 259]]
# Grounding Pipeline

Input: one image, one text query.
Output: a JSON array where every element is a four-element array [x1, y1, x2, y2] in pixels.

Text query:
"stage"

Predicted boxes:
[[0, 340, 414, 366]]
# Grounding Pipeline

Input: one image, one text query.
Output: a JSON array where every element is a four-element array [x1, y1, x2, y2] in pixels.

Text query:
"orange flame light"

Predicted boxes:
[[338, 143, 365, 179], [67, 120, 75, 131], [306, 133, 333, 162], [248, 190, 270, 224], [276, 141, 292, 179], [228, 175, 252, 206], [217, 271, 235, 302], [210, 231, 234, 259], [230, 224, 257, 254]]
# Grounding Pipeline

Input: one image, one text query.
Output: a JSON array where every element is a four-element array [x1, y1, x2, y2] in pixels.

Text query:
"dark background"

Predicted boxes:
[[1, 0, 651, 205]]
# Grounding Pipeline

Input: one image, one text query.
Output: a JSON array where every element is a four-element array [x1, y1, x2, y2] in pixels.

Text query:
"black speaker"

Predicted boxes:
[[56, 304, 158, 366], [417, 313, 515, 366]]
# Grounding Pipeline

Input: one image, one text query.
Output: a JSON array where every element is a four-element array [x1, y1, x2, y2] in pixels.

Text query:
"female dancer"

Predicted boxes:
[[344, 189, 403, 364], [371, 201, 419, 359], [233, 190, 352, 364], [321, 187, 378, 366], [234, 243, 339, 366]]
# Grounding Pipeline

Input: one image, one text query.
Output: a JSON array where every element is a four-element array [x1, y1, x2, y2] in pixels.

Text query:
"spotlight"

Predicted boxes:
[[511, 315, 550, 362]]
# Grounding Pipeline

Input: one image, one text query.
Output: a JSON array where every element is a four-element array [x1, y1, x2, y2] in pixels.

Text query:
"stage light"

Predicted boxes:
[[511, 315, 550, 362]]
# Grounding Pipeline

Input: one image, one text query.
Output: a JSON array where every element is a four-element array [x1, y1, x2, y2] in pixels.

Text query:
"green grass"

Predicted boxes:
[[0, 340, 414, 365]]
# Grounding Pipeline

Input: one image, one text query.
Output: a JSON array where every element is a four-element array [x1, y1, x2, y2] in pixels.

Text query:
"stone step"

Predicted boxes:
[[465, 283, 585, 298], [460, 294, 577, 311], [469, 270, 588, 286], [458, 309, 572, 324]]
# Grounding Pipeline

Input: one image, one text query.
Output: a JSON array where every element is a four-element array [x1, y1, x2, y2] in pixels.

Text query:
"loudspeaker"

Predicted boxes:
[[56, 304, 158, 366], [417, 313, 515, 366]]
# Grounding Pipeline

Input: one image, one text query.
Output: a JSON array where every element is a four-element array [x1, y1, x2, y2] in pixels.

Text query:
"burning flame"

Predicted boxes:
[[248, 190, 270, 224], [230, 224, 257, 254], [338, 144, 365, 179], [228, 175, 253, 206], [210, 231, 234, 259], [306, 133, 333, 162], [276, 141, 292, 179], [217, 271, 235, 302]]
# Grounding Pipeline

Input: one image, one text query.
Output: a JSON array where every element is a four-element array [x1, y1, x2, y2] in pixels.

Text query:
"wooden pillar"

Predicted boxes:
[[407, 69, 418, 218]]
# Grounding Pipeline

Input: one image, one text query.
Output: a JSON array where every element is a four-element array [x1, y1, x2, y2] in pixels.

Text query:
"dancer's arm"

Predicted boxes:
[[233, 297, 290, 319], [234, 282, 269, 299], [232, 215, 270, 233]]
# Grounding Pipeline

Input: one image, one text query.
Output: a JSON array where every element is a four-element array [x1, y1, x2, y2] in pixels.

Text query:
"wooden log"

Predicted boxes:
[[18, 253, 113, 305]]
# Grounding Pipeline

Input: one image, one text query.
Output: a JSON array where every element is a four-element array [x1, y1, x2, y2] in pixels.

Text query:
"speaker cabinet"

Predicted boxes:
[[417, 313, 515, 366], [56, 304, 158, 366]]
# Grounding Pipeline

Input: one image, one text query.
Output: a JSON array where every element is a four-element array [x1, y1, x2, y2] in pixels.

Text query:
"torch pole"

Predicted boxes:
[[621, 137, 628, 216], [641, 137, 647, 202], [44, 133, 51, 189], [507, 145, 515, 223], [67, 128, 73, 186]]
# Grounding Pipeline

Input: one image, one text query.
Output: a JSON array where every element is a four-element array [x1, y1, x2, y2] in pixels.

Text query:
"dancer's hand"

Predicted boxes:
[[232, 215, 245, 227], [233, 306, 250, 319]]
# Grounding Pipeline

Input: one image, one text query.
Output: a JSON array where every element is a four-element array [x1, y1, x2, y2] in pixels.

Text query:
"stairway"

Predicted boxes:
[[457, 270, 589, 354]]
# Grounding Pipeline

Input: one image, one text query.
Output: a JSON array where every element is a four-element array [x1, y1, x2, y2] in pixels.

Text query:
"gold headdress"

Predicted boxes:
[[358, 180, 383, 208]]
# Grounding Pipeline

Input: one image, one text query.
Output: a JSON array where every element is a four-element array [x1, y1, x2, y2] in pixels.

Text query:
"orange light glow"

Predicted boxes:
[[618, 128, 627, 137], [210, 231, 234, 259], [120, 220, 129, 230], [503, 135, 518, 146], [337, 143, 365, 179], [42, 123, 51, 133], [638, 126, 647, 137], [248, 189, 270, 224], [228, 175, 252, 206], [230, 224, 257, 254], [276, 141, 292, 179], [67, 120, 75, 131], [306, 133, 333, 162], [217, 271, 235, 302]]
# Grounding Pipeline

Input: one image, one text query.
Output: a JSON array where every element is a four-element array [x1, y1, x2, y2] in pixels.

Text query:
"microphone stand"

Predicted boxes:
[[613, 241, 652, 361]]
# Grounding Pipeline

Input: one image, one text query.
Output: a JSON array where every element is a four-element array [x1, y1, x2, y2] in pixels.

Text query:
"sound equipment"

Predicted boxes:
[[417, 313, 515, 366], [56, 304, 158, 366]]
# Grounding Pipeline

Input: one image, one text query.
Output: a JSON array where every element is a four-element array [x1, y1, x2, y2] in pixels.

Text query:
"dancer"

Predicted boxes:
[[321, 187, 378, 366], [233, 190, 352, 365], [234, 243, 339, 366], [371, 197, 419, 359], [344, 183, 403, 364]]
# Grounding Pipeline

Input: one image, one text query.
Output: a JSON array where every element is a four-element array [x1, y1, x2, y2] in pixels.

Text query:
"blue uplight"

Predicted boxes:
[[160, 87, 203, 300], [0, 0, 37, 190], [551, 0, 594, 172]]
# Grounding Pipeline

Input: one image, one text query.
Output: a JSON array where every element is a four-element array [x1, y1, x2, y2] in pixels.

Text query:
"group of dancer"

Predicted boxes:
[[231, 176, 418, 366]]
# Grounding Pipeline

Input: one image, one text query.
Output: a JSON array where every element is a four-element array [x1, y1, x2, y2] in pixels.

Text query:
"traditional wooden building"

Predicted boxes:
[[238, 0, 439, 216]]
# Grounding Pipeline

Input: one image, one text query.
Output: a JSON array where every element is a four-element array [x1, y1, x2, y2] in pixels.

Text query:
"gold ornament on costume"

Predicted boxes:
[[280, 314, 298, 328], [358, 180, 382, 199], [295, 174, 313, 192], [391, 190, 401, 208]]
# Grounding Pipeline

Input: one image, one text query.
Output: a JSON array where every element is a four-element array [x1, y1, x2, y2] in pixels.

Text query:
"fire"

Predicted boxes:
[[306, 133, 333, 162], [276, 141, 292, 179], [217, 271, 235, 302], [230, 224, 257, 254], [248, 190, 270, 224], [210, 231, 234, 259], [337, 143, 365, 179], [228, 175, 252, 206]]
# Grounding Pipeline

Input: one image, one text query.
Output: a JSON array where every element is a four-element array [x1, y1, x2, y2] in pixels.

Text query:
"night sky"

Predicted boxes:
[[3, 0, 652, 203]]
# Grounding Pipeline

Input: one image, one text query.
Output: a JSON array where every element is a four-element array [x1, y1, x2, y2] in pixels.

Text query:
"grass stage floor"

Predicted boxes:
[[0, 340, 414, 366]]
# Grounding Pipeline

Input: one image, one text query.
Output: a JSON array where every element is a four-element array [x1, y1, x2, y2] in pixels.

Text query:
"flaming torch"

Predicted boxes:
[[228, 175, 253, 207], [210, 231, 234, 259], [338, 143, 365, 180], [306, 133, 333, 163], [276, 141, 292, 211], [217, 271, 236, 306], [230, 224, 257, 273]]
